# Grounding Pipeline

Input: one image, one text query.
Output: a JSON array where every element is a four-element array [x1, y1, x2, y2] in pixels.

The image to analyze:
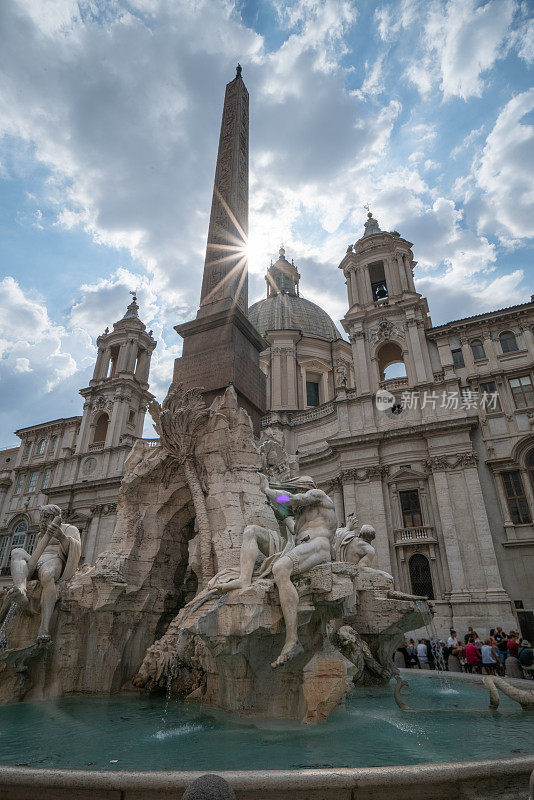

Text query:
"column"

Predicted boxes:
[[368, 476, 393, 574], [272, 348, 282, 408], [349, 329, 370, 394], [286, 348, 297, 408], [360, 265, 373, 305], [459, 336, 476, 375], [93, 347, 106, 380], [98, 347, 111, 379], [341, 475, 357, 519], [396, 253, 408, 292], [431, 470, 469, 598], [320, 371, 329, 404], [404, 255, 416, 292], [407, 319, 427, 383], [384, 257, 401, 297], [332, 480, 345, 525], [463, 466, 507, 595]]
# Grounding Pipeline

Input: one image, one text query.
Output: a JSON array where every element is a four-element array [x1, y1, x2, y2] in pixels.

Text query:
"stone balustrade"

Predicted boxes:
[[88, 442, 105, 451], [379, 377, 408, 391], [393, 526, 436, 545]]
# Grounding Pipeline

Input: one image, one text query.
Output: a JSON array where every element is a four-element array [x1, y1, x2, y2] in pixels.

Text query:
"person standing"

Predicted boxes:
[[495, 633, 509, 672], [507, 632, 519, 659], [465, 638, 482, 674], [481, 639, 499, 675], [417, 639, 429, 669]]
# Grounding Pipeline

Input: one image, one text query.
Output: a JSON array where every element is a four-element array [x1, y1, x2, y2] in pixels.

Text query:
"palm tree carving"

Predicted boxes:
[[149, 383, 213, 584]]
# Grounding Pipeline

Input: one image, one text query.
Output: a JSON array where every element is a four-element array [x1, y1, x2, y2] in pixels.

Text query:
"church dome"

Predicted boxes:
[[248, 249, 342, 340]]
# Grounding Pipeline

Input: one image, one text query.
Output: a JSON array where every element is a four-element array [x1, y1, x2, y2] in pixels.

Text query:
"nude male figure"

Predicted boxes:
[[0, 504, 81, 643], [217, 473, 337, 668], [334, 522, 393, 580]]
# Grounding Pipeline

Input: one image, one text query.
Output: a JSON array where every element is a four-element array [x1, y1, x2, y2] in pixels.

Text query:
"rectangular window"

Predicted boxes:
[[26, 533, 37, 554], [13, 474, 24, 495], [502, 471, 531, 524], [306, 380, 320, 407], [480, 381, 501, 411], [27, 471, 39, 493], [451, 349, 465, 368], [41, 469, 52, 491], [400, 489, 423, 528], [509, 375, 534, 409], [49, 435, 58, 452]]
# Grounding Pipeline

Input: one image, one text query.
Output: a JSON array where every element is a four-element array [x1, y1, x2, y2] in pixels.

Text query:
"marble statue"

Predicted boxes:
[[210, 472, 338, 668], [332, 515, 393, 580], [0, 504, 81, 643]]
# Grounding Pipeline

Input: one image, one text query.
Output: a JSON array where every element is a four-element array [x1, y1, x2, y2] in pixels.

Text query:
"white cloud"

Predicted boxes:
[[402, 0, 517, 100], [475, 89, 534, 240], [0, 277, 94, 398]]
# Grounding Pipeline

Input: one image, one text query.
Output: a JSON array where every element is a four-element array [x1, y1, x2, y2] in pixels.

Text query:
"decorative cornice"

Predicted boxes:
[[424, 452, 479, 472], [341, 464, 390, 482]]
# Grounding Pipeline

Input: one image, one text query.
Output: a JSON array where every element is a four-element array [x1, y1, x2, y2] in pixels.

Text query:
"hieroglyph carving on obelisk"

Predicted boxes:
[[199, 65, 249, 316]]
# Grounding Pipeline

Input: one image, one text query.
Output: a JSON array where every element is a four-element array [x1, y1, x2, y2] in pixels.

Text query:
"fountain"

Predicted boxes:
[[0, 67, 532, 799]]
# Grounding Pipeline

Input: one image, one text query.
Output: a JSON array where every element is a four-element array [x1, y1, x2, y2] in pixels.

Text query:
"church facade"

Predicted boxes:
[[0, 297, 156, 583], [252, 213, 534, 638], [1, 67, 532, 640]]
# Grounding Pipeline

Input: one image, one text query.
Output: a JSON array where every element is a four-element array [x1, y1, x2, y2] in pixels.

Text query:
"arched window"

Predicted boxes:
[[499, 331, 518, 353], [528, 449, 534, 486], [409, 553, 434, 599], [10, 520, 28, 551], [378, 342, 407, 381], [470, 339, 485, 360], [93, 413, 109, 444]]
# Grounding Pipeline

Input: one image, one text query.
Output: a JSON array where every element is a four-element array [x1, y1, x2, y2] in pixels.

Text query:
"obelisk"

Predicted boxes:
[[173, 66, 266, 430]]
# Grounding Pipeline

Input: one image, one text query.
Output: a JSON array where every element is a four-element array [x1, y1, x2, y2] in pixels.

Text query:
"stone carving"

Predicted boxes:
[[331, 517, 393, 581], [91, 396, 113, 415], [337, 625, 395, 682], [424, 452, 478, 471], [90, 503, 117, 516], [149, 382, 213, 584], [209, 473, 338, 668], [341, 465, 390, 482], [368, 317, 406, 345], [0, 505, 81, 644], [335, 361, 348, 388], [483, 675, 534, 710], [82, 457, 97, 475], [258, 428, 297, 482]]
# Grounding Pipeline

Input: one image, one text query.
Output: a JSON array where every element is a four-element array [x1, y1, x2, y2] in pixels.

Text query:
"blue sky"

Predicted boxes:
[[0, 0, 533, 445]]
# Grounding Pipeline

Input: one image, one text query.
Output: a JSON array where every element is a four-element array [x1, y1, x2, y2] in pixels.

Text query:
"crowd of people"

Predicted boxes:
[[396, 626, 534, 678]]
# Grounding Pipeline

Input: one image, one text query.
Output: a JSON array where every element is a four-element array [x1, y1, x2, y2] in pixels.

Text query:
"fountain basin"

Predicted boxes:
[[0, 673, 533, 798]]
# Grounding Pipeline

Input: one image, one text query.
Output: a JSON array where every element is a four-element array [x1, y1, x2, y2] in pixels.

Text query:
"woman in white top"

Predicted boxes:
[[481, 638, 499, 675]]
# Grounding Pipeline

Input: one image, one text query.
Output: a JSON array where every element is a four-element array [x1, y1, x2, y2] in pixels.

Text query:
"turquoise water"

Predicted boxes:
[[0, 675, 532, 771]]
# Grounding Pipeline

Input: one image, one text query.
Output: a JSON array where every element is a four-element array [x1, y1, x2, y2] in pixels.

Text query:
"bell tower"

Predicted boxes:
[[76, 295, 157, 454], [339, 211, 435, 395]]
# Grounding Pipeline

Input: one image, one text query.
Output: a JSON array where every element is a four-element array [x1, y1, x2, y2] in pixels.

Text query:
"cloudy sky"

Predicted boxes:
[[0, 0, 533, 445]]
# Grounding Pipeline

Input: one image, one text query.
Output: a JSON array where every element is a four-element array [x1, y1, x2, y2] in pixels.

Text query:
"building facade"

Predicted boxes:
[[253, 213, 534, 638], [0, 296, 156, 583]]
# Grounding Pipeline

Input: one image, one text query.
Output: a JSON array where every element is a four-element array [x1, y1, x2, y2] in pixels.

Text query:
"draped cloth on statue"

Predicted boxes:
[[207, 526, 296, 590], [331, 529, 357, 563]]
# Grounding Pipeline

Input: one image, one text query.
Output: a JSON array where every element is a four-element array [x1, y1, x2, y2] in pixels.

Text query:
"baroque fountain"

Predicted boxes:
[[0, 67, 532, 799]]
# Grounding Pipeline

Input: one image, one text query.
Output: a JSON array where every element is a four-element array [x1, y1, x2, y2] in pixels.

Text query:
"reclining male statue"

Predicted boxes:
[[0, 504, 81, 644], [332, 513, 393, 580], [209, 473, 338, 668]]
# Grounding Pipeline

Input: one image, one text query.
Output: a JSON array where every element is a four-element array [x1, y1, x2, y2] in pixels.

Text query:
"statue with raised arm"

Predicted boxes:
[[0, 504, 81, 644], [210, 473, 337, 668]]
